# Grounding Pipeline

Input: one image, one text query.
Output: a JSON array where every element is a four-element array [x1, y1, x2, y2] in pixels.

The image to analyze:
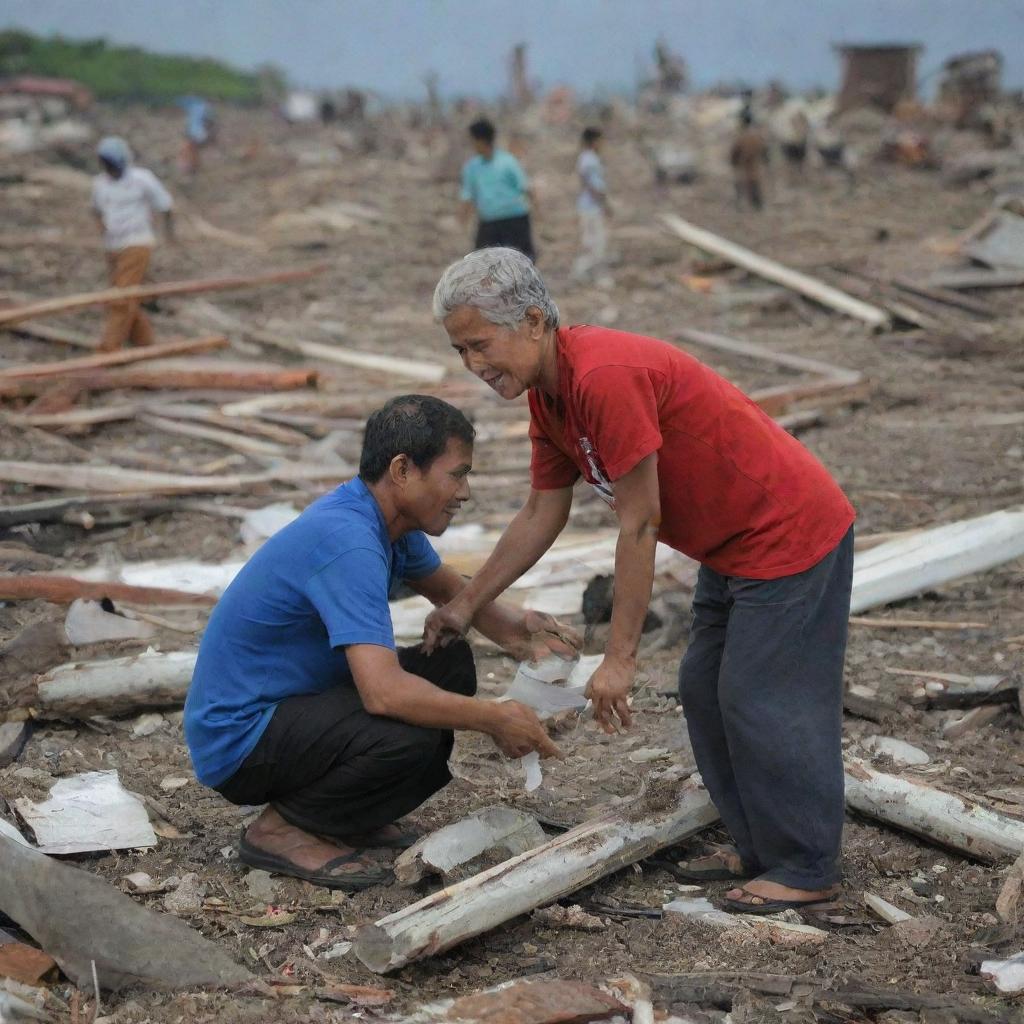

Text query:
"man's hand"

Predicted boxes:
[[489, 701, 563, 760], [584, 655, 635, 734], [422, 599, 473, 654]]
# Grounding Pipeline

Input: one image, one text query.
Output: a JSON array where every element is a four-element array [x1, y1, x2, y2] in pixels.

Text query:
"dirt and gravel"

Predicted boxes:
[[1, 100, 1023, 1022]]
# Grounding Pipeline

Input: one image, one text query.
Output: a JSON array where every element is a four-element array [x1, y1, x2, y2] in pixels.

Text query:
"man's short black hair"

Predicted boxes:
[[468, 118, 496, 144], [581, 126, 602, 146], [359, 395, 475, 483]]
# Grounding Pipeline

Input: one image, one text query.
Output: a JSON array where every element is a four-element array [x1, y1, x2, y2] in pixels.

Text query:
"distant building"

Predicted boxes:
[[0, 75, 93, 112], [833, 44, 921, 114], [938, 50, 1003, 127]]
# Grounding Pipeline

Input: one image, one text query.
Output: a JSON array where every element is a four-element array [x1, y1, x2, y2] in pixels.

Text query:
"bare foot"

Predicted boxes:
[[683, 843, 744, 875], [244, 806, 377, 878], [724, 878, 840, 906]]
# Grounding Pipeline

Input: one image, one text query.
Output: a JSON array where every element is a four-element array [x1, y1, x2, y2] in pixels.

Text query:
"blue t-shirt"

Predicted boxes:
[[460, 149, 529, 222], [184, 477, 440, 787]]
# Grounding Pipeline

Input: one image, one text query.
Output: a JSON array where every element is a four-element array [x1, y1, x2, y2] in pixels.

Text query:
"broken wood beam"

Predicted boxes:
[[354, 777, 719, 973], [0, 574, 215, 608], [660, 214, 891, 329], [0, 265, 325, 328], [844, 758, 1024, 863], [0, 359, 318, 398], [31, 648, 198, 719], [942, 704, 1009, 740], [850, 507, 1024, 614], [0, 335, 227, 383], [850, 615, 987, 630], [749, 377, 872, 417]]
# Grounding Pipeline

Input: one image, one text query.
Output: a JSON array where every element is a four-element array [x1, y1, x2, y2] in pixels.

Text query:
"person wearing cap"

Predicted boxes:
[[91, 136, 175, 352]]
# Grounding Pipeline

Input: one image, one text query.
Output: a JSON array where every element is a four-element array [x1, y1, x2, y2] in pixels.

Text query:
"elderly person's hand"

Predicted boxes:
[[584, 654, 635, 734], [422, 599, 473, 654], [515, 609, 581, 663]]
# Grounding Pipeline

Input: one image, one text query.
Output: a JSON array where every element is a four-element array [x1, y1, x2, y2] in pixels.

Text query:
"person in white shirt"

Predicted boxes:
[[571, 127, 612, 285], [91, 136, 175, 351]]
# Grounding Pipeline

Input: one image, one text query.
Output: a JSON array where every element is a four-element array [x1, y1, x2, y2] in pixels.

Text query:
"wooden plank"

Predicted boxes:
[[749, 377, 872, 417], [0, 574, 215, 608], [144, 402, 310, 445], [0, 494, 182, 529], [0, 265, 325, 328], [849, 616, 987, 631], [0, 459, 344, 495], [9, 322, 98, 350], [139, 414, 287, 457], [850, 508, 1024, 614], [890, 276, 997, 317], [925, 268, 1024, 290], [2, 404, 138, 429], [676, 327, 861, 383], [660, 214, 891, 329], [0, 336, 227, 383], [0, 360, 318, 398]]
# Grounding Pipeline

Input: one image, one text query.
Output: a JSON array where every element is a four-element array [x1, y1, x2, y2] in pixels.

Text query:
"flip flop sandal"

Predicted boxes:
[[336, 826, 421, 850], [653, 846, 751, 882], [238, 834, 392, 892], [720, 888, 840, 916]]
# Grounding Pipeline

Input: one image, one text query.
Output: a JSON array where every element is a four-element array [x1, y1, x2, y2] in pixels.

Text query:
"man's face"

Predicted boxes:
[[403, 436, 473, 536], [471, 137, 492, 157], [445, 305, 542, 401]]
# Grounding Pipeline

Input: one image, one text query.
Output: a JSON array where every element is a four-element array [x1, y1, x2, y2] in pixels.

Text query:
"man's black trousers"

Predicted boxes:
[[216, 640, 476, 836], [678, 527, 854, 890]]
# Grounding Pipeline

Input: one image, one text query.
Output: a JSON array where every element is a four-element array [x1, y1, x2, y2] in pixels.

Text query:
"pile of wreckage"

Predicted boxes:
[[1, 213, 1024, 1022]]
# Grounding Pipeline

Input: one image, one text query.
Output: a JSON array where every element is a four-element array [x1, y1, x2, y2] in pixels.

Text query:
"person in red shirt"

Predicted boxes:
[[425, 247, 856, 913]]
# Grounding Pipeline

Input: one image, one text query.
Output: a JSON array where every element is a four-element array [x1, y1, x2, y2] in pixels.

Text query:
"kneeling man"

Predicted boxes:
[[185, 395, 572, 890]]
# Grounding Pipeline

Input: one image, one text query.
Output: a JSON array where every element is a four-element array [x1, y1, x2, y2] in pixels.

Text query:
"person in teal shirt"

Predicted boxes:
[[460, 118, 536, 261]]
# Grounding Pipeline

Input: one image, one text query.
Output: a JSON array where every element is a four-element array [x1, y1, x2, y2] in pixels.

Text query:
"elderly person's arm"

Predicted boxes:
[[584, 452, 661, 733], [423, 484, 573, 651]]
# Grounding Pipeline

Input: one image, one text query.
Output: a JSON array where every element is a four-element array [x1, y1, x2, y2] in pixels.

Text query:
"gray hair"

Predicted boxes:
[[432, 248, 560, 330]]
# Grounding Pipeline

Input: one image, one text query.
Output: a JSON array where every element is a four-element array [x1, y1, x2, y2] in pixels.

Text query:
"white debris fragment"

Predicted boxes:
[[981, 951, 1024, 993], [523, 752, 543, 792], [394, 805, 546, 885], [239, 502, 300, 548], [863, 735, 930, 766], [13, 770, 157, 854], [64, 599, 156, 645], [132, 713, 165, 738]]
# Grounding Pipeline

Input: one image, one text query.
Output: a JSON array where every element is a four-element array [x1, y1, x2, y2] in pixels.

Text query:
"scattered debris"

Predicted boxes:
[[63, 599, 156, 645], [864, 891, 912, 924], [981, 951, 1024, 994], [532, 904, 607, 932], [443, 978, 626, 1024]]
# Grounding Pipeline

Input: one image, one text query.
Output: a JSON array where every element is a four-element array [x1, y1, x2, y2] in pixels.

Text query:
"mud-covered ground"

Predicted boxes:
[[2, 102, 1023, 1022]]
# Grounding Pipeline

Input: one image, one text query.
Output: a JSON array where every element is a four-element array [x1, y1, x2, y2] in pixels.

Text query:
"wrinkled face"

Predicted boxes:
[[444, 305, 543, 401], [402, 436, 473, 536]]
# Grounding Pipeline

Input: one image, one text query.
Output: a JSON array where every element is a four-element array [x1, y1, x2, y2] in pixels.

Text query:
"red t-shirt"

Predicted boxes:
[[528, 325, 855, 579]]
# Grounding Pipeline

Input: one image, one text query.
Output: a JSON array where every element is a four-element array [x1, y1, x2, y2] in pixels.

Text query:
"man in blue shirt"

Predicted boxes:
[[460, 118, 536, 261], [185, 395, 574, 890]]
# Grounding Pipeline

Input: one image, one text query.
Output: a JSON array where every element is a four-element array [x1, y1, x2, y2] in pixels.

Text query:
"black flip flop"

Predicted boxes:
[[337, 826, 420, 850], [720, 888, 840, 915], [238, 834, 392, 892]]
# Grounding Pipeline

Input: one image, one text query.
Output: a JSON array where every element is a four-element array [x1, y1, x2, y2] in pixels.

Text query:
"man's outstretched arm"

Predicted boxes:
[[422, 484, 573, 650]]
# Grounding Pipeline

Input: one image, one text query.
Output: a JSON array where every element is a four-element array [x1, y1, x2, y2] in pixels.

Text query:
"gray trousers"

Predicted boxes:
[[678, 526, 854, 889]]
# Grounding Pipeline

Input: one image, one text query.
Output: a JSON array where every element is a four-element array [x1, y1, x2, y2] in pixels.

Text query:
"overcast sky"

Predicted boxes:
[[5, 0, 1024, 98]]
